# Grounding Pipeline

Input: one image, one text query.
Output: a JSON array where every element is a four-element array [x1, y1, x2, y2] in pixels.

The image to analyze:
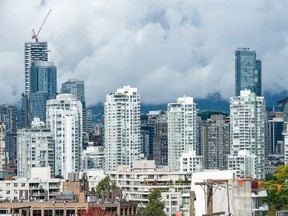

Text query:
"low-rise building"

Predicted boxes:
[[0, 167, 61, 202], [0, 171, 140, 216], [107, 159, 191, 215], [82, 169, 105, 190]]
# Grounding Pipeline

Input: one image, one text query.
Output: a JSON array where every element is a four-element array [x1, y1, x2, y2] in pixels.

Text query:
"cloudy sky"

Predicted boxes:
[[1, 0, 288, 106]]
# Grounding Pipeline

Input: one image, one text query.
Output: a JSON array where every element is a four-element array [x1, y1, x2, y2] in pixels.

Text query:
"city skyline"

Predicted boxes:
[[1, 1, 288, 106]]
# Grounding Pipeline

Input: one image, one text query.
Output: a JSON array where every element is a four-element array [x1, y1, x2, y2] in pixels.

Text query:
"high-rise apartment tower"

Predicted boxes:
[[229, 90, 266, 179], [104, 86, 141, 171], [201, 115, 230, 170], [167, 96, 197, 171], [17, 118, 55, 178], [46, 94, 82, 178], [61, 79, 92, 133]]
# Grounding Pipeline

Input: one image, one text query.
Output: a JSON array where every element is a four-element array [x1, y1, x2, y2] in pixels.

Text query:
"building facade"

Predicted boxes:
[[167, 96, 197, 172], [82, 146, 105, 170], [46, 94, 82, 178], [61, 79, 92, 134], [107, 160, 191, 216], [17, 118, 55, 178], [235, 48, 262, 96], [148, 111, 168, 166], [179, 151, 203, 173], [0, 123, 6, 171], [29, 60, 57, 122], [0, 167, 61, 202], [201, 115, 230, 170], [61, 79, 85, 108], [140, 123, 154, 160], [104, 86, 141, 172], [21, 93, 31, 128], [268, 113, 284, 155], [24, 42, 48, 95], [0, 104, 17, 162], [229, 90, 266, 179]]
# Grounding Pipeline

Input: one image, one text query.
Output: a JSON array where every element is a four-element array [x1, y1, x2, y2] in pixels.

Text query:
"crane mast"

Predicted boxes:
[[32, 9, 52, 42]]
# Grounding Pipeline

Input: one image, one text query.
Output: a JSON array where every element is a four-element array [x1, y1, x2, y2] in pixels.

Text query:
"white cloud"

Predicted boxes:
[[1, 0, 288, 105]]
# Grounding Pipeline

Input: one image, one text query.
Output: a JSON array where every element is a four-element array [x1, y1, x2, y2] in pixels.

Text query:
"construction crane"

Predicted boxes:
[[32, 9, 52, 42]]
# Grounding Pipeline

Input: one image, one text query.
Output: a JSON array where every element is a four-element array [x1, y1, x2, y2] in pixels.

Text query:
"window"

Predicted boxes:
[[172, 201, 178, 206]]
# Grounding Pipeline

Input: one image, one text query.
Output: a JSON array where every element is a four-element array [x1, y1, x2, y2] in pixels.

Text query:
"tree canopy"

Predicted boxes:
[[264, 164, 288, 212], [144, 189, 165, 216], [91, 176, 118, 198]]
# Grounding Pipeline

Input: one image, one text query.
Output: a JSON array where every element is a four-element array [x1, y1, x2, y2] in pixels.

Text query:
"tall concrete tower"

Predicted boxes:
[[17, 118, 55, 178], [167, 96, 197, 171], [104, 86, 141, 171], [229, 90, 266, 179], [60, 79, 92, 133], [46, 94, 82, 178]]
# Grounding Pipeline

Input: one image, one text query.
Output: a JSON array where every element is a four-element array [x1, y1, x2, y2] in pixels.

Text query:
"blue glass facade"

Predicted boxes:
[[29, 61, 57, 122], [61, 79, 85, 108], [235, 48, 262, 96]]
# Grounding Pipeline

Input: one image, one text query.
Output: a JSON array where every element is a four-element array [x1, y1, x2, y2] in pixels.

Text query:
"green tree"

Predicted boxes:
[[184, 177, 191, 185], [91, 176, 118, 198], [144, 189, 165, 216], [167, 179, 174, 186], [265, 173, 276, 181], [267, 205, 276, 216], [177, 178, 184, 185], [264, 164, 288, 210]]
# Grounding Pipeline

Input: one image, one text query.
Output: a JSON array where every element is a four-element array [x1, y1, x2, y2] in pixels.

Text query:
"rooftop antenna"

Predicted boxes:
[[32, 9, 52, 42], [237, 47, 250, 50]]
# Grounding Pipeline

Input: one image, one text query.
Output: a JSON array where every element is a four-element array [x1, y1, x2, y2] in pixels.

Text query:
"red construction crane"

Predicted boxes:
[[32, 9, 52, 42]]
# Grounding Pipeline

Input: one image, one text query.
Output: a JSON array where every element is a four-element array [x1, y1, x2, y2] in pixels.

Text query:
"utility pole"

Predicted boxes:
[[189, 191, 195, 216], [195, 179, 227, 216], [207, 182, 213, 214]]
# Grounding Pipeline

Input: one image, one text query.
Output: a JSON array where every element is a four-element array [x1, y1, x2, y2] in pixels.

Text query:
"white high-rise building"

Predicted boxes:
[[104, 85, 141, 171], [46, 94, 82, 178], [168, 96, 197, 172], [17, 118, 54, 178], [283, 105, 288, 165], [229, 90, 266, 179]]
